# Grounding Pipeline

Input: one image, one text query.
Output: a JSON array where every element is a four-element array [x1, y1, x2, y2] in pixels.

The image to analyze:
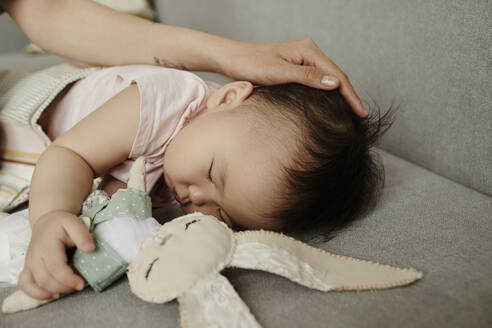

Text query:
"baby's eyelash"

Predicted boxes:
[[209, 159, 229, 228], [218, 208, 238, 231], [208, 159, 214, 181]]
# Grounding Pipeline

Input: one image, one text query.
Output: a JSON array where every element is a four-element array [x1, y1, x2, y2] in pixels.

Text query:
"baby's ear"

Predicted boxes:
[[2, 290, 50, 313], [230, 230, 422, 292], [206, 81, 254, 109]]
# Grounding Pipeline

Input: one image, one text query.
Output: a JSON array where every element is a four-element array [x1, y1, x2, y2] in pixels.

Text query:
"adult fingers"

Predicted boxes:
[[290, 64, 341, 90], [301, 43, 368, 117], [338, 79, 368, 118], [317, 64, 367, 117], [18, 269, 53, 301], [281, 63, 368, 117]]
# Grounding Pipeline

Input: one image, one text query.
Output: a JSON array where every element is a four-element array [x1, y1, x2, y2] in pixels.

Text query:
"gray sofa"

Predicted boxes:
[[0, 0, 490, 327]]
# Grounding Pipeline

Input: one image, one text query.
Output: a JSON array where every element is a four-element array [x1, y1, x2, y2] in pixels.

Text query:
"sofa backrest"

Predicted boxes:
[[0, 14, 30, 53], [155, 0, 491, 196]]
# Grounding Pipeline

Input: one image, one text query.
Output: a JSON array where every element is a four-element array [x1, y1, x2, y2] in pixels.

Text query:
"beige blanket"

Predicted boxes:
[[0, 64, 99, 212]]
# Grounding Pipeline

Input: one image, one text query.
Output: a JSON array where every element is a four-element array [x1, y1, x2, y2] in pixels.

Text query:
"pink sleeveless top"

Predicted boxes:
[[43, 65, 222, 206]]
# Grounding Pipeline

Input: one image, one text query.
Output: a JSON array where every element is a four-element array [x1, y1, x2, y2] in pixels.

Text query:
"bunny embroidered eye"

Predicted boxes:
[[185, 219, 200, 230], [145, 257, 159, 279]]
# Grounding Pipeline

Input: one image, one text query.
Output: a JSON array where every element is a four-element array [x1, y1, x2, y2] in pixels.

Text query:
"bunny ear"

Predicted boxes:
[[127, 156, 146, 192], [2, 290, 50, 313], [229, 230, 422, 292], [178, 273, 262, 328]]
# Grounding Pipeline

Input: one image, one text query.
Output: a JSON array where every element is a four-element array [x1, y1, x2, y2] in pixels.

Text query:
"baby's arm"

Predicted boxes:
[[20, 84, 141, 300]]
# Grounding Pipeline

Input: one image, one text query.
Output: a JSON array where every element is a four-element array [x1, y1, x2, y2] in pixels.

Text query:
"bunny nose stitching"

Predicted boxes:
[[160, 234, 173, 246]]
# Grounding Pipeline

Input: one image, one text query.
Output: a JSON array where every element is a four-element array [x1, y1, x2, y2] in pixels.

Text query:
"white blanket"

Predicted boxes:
[[0, 208, 161, 287]]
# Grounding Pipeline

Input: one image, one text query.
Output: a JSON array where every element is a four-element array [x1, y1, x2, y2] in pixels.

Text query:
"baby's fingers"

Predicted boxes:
[[28, 256, 75, 297], [18, 269, 53, 301], [44, 241, 86, 291], [62, 216, 95, 253]]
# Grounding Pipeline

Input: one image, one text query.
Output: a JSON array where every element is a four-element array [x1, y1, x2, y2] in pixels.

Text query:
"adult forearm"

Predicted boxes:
[[28, 144, 94, 228], [4, 0, 230, 72], [149, 24, 233, 73]]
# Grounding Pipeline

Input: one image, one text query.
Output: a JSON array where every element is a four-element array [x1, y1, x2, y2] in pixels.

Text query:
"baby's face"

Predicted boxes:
[[162, 82, 294, 231]]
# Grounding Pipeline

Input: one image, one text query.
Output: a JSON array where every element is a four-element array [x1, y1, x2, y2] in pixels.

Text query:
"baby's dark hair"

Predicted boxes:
[[247, 83, 396, 235]]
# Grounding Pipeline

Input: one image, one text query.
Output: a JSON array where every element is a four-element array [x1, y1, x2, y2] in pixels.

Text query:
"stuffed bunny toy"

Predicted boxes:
[[127, 213, 423, 328], [2, 156, 423, 328]]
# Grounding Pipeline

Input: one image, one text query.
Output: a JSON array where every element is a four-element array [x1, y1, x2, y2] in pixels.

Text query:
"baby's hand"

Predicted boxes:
[[18, 210, 95, 300]]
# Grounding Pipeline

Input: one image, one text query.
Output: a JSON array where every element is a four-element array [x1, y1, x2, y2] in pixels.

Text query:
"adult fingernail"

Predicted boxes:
[[77, 282, 84, 290], [360, 105, 368, 116], [321, 75, 337, 87]]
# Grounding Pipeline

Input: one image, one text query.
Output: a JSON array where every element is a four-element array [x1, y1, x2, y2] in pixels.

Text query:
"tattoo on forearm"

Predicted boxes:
[[153, 56, 188, 70]]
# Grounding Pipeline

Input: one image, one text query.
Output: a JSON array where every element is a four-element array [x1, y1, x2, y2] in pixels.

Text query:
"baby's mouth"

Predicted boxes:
[[172, 187, 183, 203], [163, 172, 182, 203]]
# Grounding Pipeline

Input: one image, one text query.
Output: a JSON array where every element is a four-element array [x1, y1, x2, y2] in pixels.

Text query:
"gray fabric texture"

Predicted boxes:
[[0, 53, 66, 71], [155, 0, 492, 197], [1, 149, 491, 327], [0, 13, 31, 54]]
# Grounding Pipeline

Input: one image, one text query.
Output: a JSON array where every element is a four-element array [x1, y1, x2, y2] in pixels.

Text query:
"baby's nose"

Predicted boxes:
[[187, 185, 218, 215], [189, 185, 208, 205]]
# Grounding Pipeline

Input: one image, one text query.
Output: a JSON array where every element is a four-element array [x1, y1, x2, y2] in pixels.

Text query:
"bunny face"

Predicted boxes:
[[127, 212, 236, 303]]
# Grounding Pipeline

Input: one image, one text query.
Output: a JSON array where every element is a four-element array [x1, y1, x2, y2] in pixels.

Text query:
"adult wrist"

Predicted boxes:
[[149, 23, 234, 74], [211, 39, 245, 78]]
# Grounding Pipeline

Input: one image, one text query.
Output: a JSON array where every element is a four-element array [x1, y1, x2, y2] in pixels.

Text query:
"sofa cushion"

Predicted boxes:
[[0, 53, 67, 71], [1, 148, 490, 327]]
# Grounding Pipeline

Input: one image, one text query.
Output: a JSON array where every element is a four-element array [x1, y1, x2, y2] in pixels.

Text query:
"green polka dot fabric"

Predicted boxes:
[[72, 188, 152, 292], [91, 188, 152, 226], [72, 233, 128, 292]]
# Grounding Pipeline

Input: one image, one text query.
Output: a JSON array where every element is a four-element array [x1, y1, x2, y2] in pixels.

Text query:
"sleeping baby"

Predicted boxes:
[[0, 63, 395, 301]]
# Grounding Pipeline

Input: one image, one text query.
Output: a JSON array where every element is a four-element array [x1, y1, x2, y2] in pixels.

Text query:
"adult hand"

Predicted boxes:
[[219, 39, 367, 117]]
